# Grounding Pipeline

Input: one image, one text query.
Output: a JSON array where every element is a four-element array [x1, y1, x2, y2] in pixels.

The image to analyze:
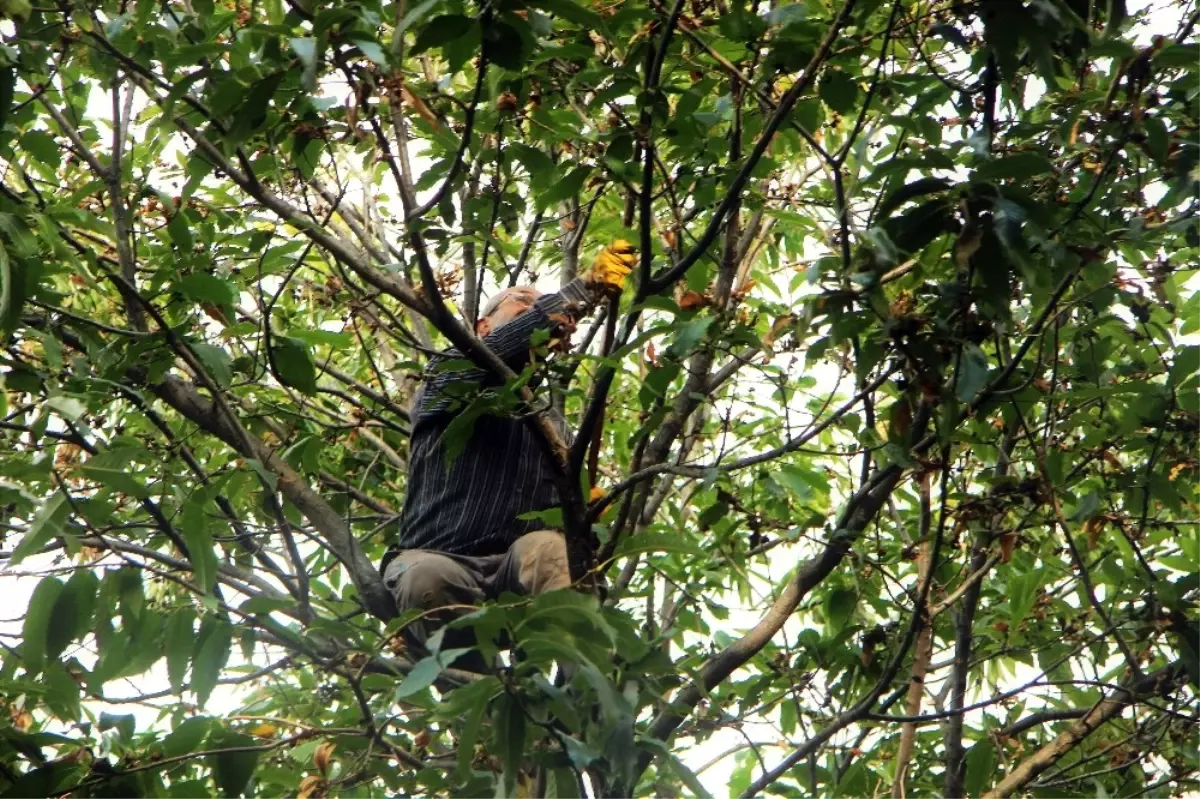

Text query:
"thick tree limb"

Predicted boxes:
[[892, 475, 934, 798], [997, 709, 1089, 739], [633, 462, 906, 787], [981, 664, 1184, 798], [151, 376, 395, 620]]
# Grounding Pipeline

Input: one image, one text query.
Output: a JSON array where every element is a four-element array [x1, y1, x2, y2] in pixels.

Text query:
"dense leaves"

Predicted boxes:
[[0, 0, 1196, 796]]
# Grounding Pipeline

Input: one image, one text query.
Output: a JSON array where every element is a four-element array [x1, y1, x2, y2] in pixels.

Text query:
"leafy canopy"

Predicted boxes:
[[0, 0, 1197, 796]]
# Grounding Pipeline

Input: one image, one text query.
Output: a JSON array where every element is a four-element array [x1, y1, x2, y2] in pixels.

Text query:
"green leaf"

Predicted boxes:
[[239, 595, 296, 615], [509, 143, 555, 188], [611, 532, 704, 559], [166, 210, 194, 251], [165, 609, 196, 695], [410, 15, 473, 55], [964, 739, 996, 795], [1169, 344, 1199, 386], [780, 699, 796, 736], [668, 754, 714, 799], [550, 768, 583, 798], [165, 779, 208, 797], [973, 153, 1056, 182], [1170, 614, 1200, 688], [43, 663, 81, 722], [191, 618, 232, 707], [46, 396, 87, 421], [1008, 569, 1039, 628], [0, 0, 29, 22], [876, 177, 953, 220], [1144, 115, 1168, 164], [207, 730, 260, 797], [191, 343, 234, 390], [21, 577, 64, 676], [395, 655, 443, 698], [483, 20, 528, 70], [774, 463, 825, 500], [823, 585, 857, 634], [954, 344, 990, 403], [669, 315, 714, 355], [528, 0, 604, 28], [80, 464, 151, 499], [162, 716, 213, 758], [395, 0, 439, 37], [493, 693, 526, 795], [287, 329, 353, 348], [182, 501, 219, 594], [352, 38, 389, 67], [536, 165, 590, 212], [818, 69, 858, 114], [1069, 491, 1101, 522], [1155, 42, 1199, 69], [47, 569, 98, 661], [10, 493, 69, 566], [177, 273, 237, 307], [452, 680, 497, 776], [837, 759, 869, 796], [290, 36, 317, 68], [98, 712, 136, 741], [0, 242, 11, 336], [0, 760, 78, 799], [19, 130, 60, 168], [230, 72, 285, 143], [271, 336, 318, 394]]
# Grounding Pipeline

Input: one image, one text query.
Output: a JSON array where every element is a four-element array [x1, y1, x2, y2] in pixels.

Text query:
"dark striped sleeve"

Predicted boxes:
[[420, 279, 597, 415]]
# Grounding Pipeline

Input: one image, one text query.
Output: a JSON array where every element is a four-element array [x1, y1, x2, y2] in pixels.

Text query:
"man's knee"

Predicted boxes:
[[511, 530, 570, 594], [385, 553, 478, 613]]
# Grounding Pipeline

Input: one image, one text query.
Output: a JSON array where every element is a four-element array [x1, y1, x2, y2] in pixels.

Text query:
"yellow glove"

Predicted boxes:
[[589, 239, 637, 292]]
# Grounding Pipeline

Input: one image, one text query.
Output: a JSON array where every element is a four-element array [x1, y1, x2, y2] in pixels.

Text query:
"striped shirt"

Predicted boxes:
[[381, 279, 597, 569]]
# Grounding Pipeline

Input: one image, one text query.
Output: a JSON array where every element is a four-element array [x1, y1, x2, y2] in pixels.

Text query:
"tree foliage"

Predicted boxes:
[[0, 0, 1196, 796]]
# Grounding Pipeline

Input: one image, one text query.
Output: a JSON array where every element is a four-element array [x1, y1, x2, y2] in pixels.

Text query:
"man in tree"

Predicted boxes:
[[381, 241, 636, 663]]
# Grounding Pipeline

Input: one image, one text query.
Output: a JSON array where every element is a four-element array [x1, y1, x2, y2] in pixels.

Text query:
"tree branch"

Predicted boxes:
[[150, 375, 395, 620], [981, 664, 1184, 798], [635, 456, 911, 790]]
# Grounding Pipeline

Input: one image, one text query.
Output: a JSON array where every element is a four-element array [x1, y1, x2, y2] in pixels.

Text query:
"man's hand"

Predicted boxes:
[[588, 239, 637, 293]]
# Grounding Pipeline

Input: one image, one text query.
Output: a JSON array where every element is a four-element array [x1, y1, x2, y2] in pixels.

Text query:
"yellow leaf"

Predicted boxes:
[[249, 723, 278, 739]]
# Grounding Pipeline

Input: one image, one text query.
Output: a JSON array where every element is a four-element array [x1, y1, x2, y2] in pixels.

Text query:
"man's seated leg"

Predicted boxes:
[[383, 550, 490, 671], [492, 531, 577, 683], [491, 530, 570, 597]]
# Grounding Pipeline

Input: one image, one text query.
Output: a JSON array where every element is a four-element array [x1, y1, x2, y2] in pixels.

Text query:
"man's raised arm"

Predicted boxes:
[[420, 241, 636, 412]]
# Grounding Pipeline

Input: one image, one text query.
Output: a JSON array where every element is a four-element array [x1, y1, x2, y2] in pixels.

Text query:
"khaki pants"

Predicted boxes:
[[383, 530, 569, 669]]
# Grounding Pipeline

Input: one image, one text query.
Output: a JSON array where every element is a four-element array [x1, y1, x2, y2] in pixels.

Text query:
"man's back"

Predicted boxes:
[[396, 407, 563, 557], [382, 277, 598, 571], [377, 243, 636, 661]]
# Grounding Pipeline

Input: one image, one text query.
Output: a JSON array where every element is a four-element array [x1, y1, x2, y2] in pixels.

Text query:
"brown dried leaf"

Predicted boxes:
[[998, 532, 1017, 563], [298, 775, 327, 799], [313, 740, 336, 776], [401, 86, 442, 131]]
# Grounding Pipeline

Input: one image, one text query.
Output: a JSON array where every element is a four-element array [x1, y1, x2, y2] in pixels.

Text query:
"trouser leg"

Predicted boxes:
[[490, 530, 571, 597], [491, 531, 576, 680], [383, 550, 489, 671]]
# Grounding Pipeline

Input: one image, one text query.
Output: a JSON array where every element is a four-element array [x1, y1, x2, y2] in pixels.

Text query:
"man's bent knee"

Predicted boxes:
[[385, 552, 482, 614], [512, 530, 570, 594]]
